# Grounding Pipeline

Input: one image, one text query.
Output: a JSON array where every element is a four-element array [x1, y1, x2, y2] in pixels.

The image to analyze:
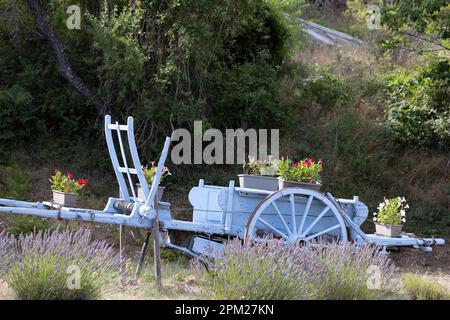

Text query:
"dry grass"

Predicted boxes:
[[402, 273, 450, 300], [101, 258, 205, 300]]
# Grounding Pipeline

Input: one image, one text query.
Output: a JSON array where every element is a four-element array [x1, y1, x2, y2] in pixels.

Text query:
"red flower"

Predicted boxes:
[[67, 172, 73, 180], [77, 179, 88, 186], [302, 157, 313, 167], [294, 162, 300, 167]]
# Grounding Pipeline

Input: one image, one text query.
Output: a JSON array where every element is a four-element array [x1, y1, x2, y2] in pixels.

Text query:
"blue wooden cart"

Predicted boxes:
[[0, 115, 445, 259]]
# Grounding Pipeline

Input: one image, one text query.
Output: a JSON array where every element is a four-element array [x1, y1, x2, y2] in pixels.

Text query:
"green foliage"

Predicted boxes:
[[385, 58, 450, 149], [0, 85, 38, 146], [0, 0, 293, 157], [373, 197, 408, 225], [0, 164, 31, 200], [142, 163, 171, 186], [382, 0, 450, 50], [49, 170, 85, 193], [403, 274, 450, 300], [0, 164, 56, 235], [206, 58, 290, 129], [242, 155, 278, 176], [301, 65, 352, 111], [277, 158, 322, 183]]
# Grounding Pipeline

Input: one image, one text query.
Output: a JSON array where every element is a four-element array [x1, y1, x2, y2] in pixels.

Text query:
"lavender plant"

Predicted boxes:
[[2, 227, 120, 300], [0, 231, 17, 277], [194, 238, 321, 300], [194, 239, 399, 300], [311, 241, 399, 300]]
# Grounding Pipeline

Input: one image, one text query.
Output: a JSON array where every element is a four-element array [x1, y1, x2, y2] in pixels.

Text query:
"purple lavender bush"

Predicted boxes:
[[194, 238, 321, 300], [0, 231, 17, 276], [194, 239, 399, 300], [1, 227, 120, 300], [311, 241, 399, 300]]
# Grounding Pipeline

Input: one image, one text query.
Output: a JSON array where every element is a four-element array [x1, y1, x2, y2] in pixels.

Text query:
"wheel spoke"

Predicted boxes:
[[290, 194, 297, 234], [305, 224, 341, 241], [298, 195, 313, 235], [301, 206, 330, 236], [257, 217, 288, 239], [271, 201, 292, 236]]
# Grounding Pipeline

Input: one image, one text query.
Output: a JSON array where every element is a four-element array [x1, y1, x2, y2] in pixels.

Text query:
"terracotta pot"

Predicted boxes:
[[52, 190, 78, 206], [277, 178, 321, 191], [238, 175, 278, 191], [375, 223, 403, 238], [136, 184, 165, 202]]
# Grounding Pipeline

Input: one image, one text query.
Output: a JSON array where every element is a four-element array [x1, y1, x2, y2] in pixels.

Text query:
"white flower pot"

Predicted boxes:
[[375, 223, 403, 238], [238, 175, 278, 191], [278, 178, 321, 191], [136, 184, 165, 202], [52, 190, 78, 206]]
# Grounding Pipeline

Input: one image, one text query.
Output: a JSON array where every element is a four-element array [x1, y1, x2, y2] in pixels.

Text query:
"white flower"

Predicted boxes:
[[373, 212, 377, 216], [400, 210, 406, 217], [401, 218, 406, 223], [402, 197, 406, 202], [405, 204, 409, 209], [373, 217, 377, 222]]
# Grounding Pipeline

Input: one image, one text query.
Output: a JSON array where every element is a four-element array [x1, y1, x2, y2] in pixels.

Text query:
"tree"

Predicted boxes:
[[25, 0, 107, 116]]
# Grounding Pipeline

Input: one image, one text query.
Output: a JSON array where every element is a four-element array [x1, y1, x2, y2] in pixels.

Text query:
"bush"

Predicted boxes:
[[0, 227, 120, 300], [301, 65, 352, 111], [313, 242, 398, 300], [0, 164, 56, 235], [195, 239, 399, 300], [0, 230, 16, 277], [403, 274, 450, 300], [385, 58, 450, 149], [196, 238, 321, 300]]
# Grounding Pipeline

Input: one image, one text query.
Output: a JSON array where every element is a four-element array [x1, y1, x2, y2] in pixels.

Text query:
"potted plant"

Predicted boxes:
[[50, 170, 88, 206], [137, 162, 171, 202], [277, 157, 322, 191], [373, 197, 408, 238], [238, 156, 279, 191]]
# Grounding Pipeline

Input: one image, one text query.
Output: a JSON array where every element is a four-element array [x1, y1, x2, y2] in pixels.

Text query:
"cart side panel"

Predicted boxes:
[[189, 186, 225, 224]]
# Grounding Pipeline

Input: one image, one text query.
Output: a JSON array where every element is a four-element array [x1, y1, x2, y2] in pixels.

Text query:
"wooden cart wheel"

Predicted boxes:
[[244, 188, 348, 244]]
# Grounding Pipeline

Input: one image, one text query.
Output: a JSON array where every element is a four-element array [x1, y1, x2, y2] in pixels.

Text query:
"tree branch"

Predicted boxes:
[[26, 0, 109, 116]]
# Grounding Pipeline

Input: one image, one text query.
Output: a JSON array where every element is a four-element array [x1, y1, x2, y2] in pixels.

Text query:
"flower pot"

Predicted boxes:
[[52, 190, 78, 206], [278, 178, 321, 191], [238, 174, 278, 191], [375, 223, 403, 238], [136, 184, 165, 202]]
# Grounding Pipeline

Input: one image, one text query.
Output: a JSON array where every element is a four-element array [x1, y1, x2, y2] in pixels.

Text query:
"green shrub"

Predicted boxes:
[[206, 58, 290, 129], [301, 65, 352, 111], [403, 274, 450, 300], [0, 164, 56, 235], [2, 227, 120, 300], [0, 165, 31, 200], [385, 58, 450, 149]]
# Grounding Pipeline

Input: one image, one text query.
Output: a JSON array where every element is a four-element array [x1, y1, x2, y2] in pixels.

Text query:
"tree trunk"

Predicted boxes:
[[26, 0, 108, 116]]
